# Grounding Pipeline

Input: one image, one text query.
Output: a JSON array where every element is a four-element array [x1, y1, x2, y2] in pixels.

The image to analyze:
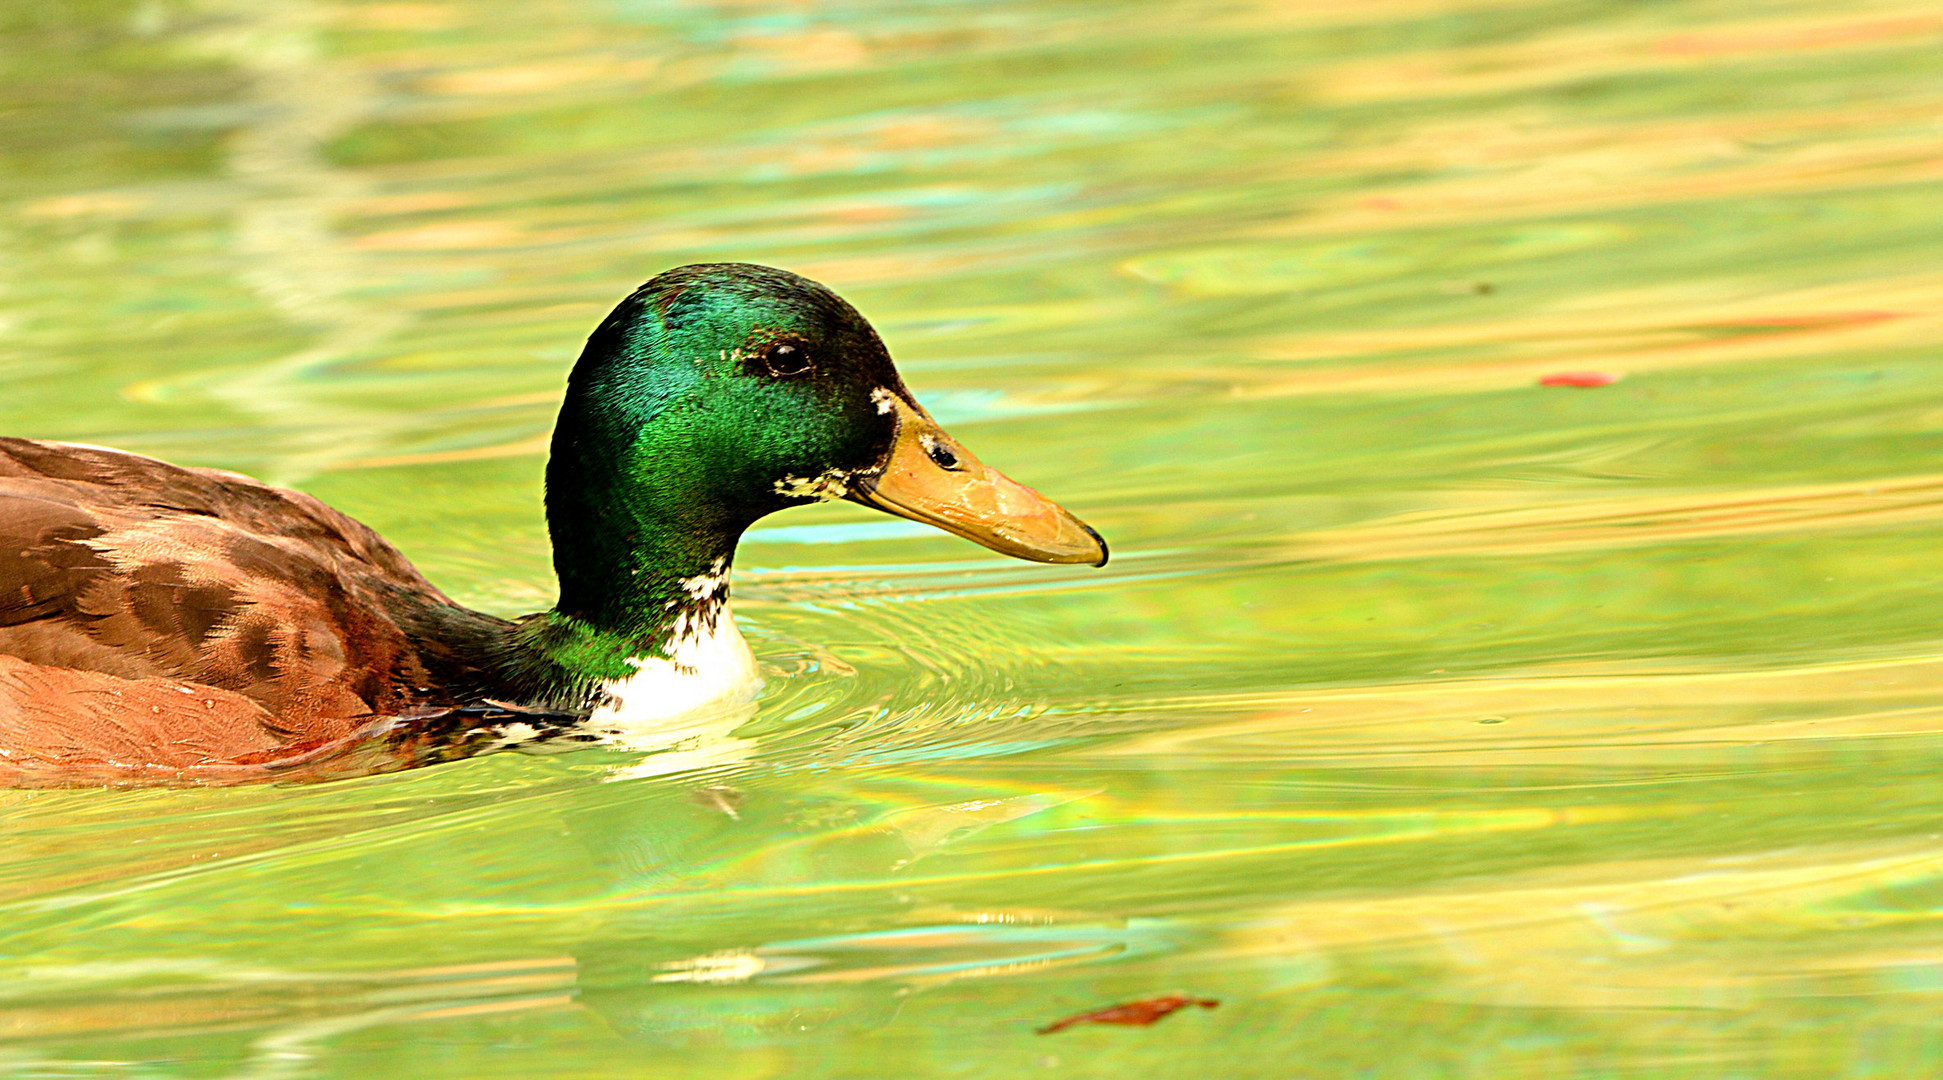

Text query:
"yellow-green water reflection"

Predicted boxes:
[[4, 0, 1943, 1075]]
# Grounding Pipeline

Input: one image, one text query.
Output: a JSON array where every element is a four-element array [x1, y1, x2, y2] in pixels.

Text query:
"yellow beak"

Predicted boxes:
[[846, 395, 1108, 567]]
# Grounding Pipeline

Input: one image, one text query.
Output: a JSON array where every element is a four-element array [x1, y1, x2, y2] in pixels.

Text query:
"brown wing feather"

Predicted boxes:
[[0, 655, 285, 772], [0, 437, 488, 778]]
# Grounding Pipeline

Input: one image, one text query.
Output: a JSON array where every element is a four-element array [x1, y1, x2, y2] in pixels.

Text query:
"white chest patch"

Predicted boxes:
[[586, 601, 760, 750]]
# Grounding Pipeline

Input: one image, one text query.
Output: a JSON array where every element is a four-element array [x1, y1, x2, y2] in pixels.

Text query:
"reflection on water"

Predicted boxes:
[[4, 0, 1943, 1075]]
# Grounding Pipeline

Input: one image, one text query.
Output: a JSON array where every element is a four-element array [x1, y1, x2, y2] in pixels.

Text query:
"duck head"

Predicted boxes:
[[545, 263, 1105, 639]]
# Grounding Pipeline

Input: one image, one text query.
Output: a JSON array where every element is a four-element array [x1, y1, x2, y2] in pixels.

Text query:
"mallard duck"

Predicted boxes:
[[0, 264, 1105, 785]]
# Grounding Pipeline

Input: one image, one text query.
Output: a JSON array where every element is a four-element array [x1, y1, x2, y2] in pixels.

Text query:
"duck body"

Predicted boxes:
[[0, 264, 1104, 785], [0, 436, 541, 781]]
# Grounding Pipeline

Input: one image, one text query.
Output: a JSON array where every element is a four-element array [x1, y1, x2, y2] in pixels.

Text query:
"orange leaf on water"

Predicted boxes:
[[1036, 994, 1220, 1035], [1538, 371, 1621, 387]]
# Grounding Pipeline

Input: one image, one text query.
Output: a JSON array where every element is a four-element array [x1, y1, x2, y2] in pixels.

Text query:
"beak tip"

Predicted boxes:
[[1081, 523, 1109, 568]]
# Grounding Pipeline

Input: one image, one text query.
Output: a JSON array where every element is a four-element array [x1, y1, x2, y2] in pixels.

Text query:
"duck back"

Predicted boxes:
[[0, 438, 518, 783]]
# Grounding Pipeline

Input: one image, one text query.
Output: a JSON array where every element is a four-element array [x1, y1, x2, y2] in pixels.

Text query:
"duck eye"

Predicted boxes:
[[758, 341, 813, 377]]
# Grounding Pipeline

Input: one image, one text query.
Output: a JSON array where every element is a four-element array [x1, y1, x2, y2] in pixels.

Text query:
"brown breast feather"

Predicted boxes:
[[0, 437, 463, 780]]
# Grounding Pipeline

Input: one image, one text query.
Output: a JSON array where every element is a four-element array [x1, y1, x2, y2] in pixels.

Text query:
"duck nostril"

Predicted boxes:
[[921, 435, 960, 471]]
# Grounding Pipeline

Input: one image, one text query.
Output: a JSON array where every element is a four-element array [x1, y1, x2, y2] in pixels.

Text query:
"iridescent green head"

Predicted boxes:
[[545, 263, 1105, 637]]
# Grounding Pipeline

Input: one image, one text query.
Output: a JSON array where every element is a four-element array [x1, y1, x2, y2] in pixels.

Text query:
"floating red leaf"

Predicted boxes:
[[1538, 371, 1621, 387], [1036, 994, 1220, 1035]]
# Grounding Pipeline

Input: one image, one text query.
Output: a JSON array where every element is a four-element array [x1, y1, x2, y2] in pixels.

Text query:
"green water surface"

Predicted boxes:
[[4, 0, 1943, 1075]]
